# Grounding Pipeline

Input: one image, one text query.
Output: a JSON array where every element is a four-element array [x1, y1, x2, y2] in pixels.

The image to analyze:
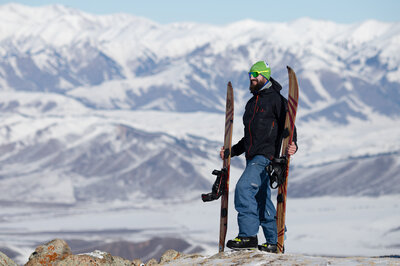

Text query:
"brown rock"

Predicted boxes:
[[0, 251, 18, 266], [25, 239, 72, 266], [143, 249, 204, 265], [58, 250, 133, 265], [56, 254, 102, 265], [159, 249, 180, 264], [145, 258, 158, 265], [132, 258, 144, 266], [113, 255, 135, 265]]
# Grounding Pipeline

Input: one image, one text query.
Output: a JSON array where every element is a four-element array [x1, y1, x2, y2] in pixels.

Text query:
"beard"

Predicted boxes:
[[249, 79, 265, 94]]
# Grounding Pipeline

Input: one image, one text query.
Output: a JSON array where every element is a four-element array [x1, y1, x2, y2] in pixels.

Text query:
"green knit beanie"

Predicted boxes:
[[249, 61, 271, 80]]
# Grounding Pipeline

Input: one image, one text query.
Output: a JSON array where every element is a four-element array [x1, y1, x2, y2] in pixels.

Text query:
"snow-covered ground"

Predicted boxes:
[[1, 108, 399, 263], [1, 194, 399, 264]]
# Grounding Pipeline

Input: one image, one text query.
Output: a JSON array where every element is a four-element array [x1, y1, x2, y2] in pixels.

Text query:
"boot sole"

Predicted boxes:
[[227, 247, 258, 251], [257, 245, 282, 253]]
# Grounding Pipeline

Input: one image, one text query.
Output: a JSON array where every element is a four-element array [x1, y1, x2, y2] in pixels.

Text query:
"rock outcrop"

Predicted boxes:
[[0, 251, 18, 266], [162, 250, 400, 265], [24, 239, 135, 265], [23, 239, 198, 265], [25, 239, 72, 265], [22, 239, 400, 265]]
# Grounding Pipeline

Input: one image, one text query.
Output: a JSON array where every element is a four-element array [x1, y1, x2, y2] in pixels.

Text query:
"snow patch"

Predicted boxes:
[[80, 250, 107, 259]]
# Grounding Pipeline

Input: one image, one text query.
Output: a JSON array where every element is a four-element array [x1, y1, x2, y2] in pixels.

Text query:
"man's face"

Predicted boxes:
[[249, 74, 266, 94]]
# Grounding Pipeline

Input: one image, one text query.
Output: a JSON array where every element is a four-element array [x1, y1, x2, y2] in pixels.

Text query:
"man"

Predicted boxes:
[[220, 61, 297, 253]]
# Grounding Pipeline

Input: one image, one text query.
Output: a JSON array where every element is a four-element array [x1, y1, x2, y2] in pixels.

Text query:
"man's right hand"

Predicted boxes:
[[220, 146, 231, 160], [220, 146, 225, 160]]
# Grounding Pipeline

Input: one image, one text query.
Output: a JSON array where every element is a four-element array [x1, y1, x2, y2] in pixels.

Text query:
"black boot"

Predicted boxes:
[[258, 243, 278, 253], [226, 236, 258, 250]]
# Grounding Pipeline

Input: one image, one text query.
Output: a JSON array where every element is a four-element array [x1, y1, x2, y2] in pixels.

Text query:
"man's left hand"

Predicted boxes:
[[287, 142, 297, 156]]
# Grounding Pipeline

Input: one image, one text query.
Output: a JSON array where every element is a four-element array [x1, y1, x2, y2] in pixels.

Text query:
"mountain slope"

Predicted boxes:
[[0, 114, 214, 204], [0, 4, 399, 204], [0, 4, 400, 119], [290, 152, 400, 197]]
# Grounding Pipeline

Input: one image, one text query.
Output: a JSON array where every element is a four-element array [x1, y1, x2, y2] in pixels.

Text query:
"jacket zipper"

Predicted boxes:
[[269, 121, 275, 136], [247, 95, 259, 154]]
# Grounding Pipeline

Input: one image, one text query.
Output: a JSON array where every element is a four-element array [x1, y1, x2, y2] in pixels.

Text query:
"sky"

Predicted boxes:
[[0, 0, 399, 25]]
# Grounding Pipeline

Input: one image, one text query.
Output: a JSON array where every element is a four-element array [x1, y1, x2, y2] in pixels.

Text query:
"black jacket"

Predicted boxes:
[[231, 77, 297, 160]]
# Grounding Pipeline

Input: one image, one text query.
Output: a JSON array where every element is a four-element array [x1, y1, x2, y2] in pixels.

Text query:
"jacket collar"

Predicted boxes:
[[252, 77, 282, 95]]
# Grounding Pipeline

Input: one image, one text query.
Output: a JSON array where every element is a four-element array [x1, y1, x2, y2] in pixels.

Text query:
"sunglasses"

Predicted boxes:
[[248, 71, 267, 78]]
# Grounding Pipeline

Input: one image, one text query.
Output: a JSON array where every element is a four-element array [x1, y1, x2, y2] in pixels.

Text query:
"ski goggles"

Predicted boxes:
[[248, 71, 268, 78]]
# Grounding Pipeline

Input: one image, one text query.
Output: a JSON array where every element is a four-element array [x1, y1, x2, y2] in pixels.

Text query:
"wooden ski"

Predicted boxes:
[[219, 82, 234, 252], [276, 66, 299, 254]]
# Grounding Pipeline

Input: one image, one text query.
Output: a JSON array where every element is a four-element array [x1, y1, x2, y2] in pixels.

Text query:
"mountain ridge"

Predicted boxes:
[[1, 3, 399, 120], [0, 3, 399, 202], [0, 5, 400, 117]]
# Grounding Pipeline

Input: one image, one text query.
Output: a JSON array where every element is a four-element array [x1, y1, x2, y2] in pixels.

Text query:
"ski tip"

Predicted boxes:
[[228, 81, 232, 86], [286, 65, 292, 71]]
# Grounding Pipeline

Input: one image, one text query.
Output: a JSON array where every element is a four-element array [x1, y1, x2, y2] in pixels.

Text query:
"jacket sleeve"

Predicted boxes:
[[230, 137, 245, 157]]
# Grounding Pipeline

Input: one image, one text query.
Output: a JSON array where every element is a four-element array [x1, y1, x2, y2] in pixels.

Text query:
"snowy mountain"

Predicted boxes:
[[0, 99, 223, 204], [290, 151, 400, 197], [1, 4, 400, 116], [0, 4, 400, 261], [0, 3, 399, 202]]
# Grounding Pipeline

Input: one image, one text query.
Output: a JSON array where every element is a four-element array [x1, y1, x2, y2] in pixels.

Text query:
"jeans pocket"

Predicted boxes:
[[250, 156, 270, 168], [250, 182, 259, 189]]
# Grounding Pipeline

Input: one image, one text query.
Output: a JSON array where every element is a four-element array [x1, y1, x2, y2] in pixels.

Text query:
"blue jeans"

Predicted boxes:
[[234, 155, 277, 244]]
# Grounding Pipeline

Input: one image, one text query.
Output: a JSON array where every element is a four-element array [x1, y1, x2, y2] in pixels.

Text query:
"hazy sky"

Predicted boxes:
[[1, 0, 399, 25]]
